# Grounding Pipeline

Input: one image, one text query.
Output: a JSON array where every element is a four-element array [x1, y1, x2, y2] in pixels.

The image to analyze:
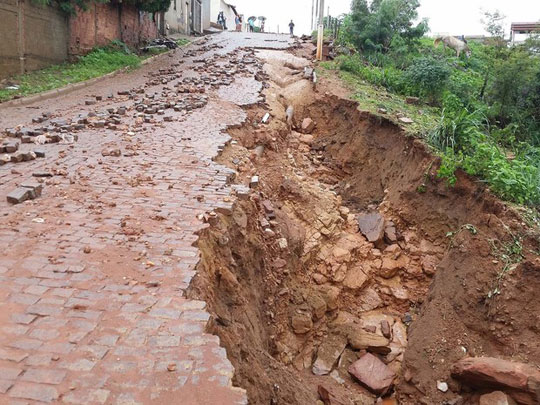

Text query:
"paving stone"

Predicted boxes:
[[0, 348, 28, 363], [21, 368, 66, 384], [62, 388, 110, 404], [27, 304, 63, 316], [6, 188, 32, 205], [9, 339, 43, 351], [8, 382, 59, 402], [0, 367, 22, 380], [0, 379, 14, 394]]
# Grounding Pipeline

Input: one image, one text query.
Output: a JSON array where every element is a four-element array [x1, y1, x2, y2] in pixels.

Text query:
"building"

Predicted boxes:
[[203, 0, 239, 32], [164, 0, 208, 35], [510, 22, 540, 44]]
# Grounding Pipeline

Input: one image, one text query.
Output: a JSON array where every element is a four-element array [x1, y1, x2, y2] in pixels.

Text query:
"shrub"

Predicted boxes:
[[404, 57, 450, 102]]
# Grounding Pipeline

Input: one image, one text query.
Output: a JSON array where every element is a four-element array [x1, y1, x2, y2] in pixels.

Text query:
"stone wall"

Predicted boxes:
[[0, 0, 68, 79]]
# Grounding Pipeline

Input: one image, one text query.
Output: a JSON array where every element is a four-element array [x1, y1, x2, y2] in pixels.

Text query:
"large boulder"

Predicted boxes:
[[348, 353, 395, 394], [451, 357, 540, 405], [357, 213, 385, 243]]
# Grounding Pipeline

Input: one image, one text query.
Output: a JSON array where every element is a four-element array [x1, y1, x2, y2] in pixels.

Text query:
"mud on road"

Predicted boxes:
[[189, 47, 540, 405]]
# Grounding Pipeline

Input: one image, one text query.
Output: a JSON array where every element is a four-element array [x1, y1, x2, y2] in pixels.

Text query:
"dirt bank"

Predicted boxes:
[[188, 48, 540, 405]]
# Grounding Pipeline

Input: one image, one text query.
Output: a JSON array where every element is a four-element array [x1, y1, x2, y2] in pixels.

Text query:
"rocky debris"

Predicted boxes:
[[347, 327, 390, 354], [437, 381, 449, 392], [398, 117, 414, 124], [342, 265, 368, 290], [292, 310, 313, 334], [405, 96, 420, 105], [479, 391, 517, 405], [357, 212, 385, 243], [348, 353, 395, 394], [101, 146, 122, 157], [451, 357, 540, 404], [381, 320, 391, 339], [312, 334, 347, 376], [249, 175, 259, 189], [301, 118, 316, 134], [2, 141, 19, 153], [384, 221, 397, 243], [380, 255, 408, 278]]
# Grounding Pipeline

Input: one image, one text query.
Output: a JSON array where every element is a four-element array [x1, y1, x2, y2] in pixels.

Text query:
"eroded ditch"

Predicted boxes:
[[188, 51, 540, 405]]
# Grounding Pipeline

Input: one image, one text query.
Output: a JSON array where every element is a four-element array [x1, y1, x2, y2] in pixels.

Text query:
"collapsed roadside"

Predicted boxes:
[[188, 43, 540, 405]]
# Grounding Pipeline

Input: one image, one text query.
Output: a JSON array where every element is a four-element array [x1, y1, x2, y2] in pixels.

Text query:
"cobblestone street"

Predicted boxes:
[[0, 32, 292, 404]]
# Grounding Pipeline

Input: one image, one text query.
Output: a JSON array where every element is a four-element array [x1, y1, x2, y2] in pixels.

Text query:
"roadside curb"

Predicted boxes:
[[0, 36, 208, 110]]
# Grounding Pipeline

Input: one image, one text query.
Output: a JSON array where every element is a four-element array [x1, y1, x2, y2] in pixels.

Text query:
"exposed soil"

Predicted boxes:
[[188, 46, 540, 405]]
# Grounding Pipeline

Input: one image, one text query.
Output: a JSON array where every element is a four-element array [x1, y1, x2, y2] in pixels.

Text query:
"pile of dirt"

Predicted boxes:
[[188, 49, 540, 405]]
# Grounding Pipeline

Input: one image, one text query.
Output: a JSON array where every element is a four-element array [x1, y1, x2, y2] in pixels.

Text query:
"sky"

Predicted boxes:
[[230, 0, 540, 37]]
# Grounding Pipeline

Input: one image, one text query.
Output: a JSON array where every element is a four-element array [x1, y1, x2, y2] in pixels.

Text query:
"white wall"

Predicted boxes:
[[164, 0, 190, 34], [204, 0, 237, 31]]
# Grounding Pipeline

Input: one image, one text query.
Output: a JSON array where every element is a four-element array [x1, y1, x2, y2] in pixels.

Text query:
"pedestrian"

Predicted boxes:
[[289, 20, 295, 36], [235, 15, 242, 32], [261, 20, 265, 33], [249, 18, 255, 32]]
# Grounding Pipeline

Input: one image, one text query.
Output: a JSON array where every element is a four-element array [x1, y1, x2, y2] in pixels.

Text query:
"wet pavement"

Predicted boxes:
[[0, 32, 293, 404]]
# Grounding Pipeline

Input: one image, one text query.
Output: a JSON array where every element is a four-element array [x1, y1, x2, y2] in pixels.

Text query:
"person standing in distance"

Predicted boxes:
[[289, 20, 295, 36]]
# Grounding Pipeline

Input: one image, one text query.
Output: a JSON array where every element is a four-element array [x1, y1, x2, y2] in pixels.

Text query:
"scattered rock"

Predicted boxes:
[[479, 391, 517, 405], [249, 175, 259, 189], [398, 117, 414, 124], [312, 334, 347, 376], [357, 212, 385, 243], [437, 381, 449, 392], [381, 320, 391, 339], [405, 96, 420, 105], [451, 357, 540, 404], [348, 353, 395, 394], [301, 118, 316, 134]]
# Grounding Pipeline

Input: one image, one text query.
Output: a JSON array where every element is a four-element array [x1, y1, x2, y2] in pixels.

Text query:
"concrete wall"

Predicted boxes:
[[0, 0, 68, 79], [164, 0, 190, 34]]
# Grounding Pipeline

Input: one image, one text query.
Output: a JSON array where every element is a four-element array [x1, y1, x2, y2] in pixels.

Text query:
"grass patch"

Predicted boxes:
[[317, 61, 439, 137], [176, 38, 191, 47], [0, 43, 141, 103]]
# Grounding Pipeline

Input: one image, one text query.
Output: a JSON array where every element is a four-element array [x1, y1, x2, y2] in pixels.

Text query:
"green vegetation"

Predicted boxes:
[[0, 42, 140, 103], [323, 3, 540, 206], [175, 38, 191, 47]]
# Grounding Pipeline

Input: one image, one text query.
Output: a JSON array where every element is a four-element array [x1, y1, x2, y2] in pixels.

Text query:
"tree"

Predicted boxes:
[[481, 10, 506, 40], [348, 0, 428, 52]]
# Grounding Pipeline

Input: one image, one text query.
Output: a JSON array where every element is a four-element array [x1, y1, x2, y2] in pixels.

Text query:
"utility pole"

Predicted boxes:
[[316, 0, 325, 60], [311, 0, 315, 31]]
